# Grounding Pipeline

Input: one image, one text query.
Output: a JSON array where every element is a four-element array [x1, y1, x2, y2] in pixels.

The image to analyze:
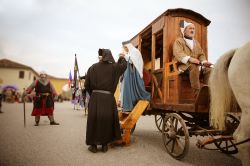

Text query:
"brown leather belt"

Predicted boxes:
[[38, 93, 51, 96]]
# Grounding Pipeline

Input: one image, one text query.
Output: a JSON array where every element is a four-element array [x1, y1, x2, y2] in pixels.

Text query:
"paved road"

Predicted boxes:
[[0, 102, 241, 166]]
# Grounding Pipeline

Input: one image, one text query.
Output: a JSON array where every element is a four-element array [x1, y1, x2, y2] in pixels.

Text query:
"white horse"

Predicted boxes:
[[209, 42, 250, 166]]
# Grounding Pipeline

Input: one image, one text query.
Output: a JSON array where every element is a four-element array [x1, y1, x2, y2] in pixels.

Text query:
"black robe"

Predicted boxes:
[[85, 49, 127, 145]]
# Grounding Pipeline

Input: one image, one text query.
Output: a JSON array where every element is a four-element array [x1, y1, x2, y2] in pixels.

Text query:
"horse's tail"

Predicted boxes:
[[209, 49, 238, 130]]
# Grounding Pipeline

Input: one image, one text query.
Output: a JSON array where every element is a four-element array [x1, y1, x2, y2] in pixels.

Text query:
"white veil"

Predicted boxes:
[[124, 43, 144, 78]]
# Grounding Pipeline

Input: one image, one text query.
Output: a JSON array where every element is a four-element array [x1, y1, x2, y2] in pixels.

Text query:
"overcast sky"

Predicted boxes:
[[0, 0, 249, 78]]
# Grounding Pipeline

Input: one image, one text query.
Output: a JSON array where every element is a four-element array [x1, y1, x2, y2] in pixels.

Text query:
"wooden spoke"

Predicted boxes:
[[176, 138, 185, 150], [154, 114, 165, 132], [166, 139, 172, 146], [171, 140, 176, 153], [229, 140, 238, 150], [174, 118, 178, 130], [225, 113, 240, 135], [176, 135, 186, 140], [225, 141, 228, 151], [170, 117, 174, 127]]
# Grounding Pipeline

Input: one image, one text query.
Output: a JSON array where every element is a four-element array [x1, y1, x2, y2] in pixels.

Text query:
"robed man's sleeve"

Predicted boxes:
[[115, 57, 127, 76]]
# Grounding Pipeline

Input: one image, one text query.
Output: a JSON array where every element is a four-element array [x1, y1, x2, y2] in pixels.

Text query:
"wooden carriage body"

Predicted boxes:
[[129, 8, 211, 113], [118, 9, 240, 158]]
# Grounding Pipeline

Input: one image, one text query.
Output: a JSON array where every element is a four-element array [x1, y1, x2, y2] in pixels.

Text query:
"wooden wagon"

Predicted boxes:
[[117, 8, 240, 159]]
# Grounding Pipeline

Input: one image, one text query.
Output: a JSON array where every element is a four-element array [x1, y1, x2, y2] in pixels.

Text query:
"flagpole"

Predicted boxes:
[[75, 54, 83, 89]]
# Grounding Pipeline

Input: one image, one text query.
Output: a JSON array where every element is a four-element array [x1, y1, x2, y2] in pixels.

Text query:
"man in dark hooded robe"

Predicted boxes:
[[84, 48, 127, 153]]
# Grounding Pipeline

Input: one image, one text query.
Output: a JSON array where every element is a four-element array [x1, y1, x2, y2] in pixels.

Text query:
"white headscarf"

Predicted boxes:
[[39, 70, 47, 76], [124, 43, 144, 78], [180, 21, 194, 37], [39, 70, 49, 85], [180, 21, 195, 50]]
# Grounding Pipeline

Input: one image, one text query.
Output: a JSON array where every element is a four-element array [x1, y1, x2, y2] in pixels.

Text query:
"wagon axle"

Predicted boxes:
[[196, 136, 234, 149]]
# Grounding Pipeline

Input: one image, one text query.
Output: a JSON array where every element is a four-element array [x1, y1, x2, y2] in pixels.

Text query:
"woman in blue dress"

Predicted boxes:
[[119, 41, 151, 112]]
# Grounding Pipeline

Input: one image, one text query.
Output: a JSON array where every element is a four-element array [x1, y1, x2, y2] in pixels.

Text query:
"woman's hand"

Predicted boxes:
[[119, 53, 125, 58]]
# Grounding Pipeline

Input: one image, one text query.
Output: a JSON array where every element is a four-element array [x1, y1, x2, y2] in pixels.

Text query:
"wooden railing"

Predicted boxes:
[[165, 60, 179, 76]]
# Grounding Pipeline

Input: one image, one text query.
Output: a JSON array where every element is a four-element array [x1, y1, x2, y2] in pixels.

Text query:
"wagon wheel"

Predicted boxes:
[[214, 114, 240, 154], [214, 138, 238, 154], [154, 114, 165, 132], [162, 113, 189, 159]]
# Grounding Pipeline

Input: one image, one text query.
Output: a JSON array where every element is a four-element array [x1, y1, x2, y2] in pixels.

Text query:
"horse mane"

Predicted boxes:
[[209, 49, 238, 130]]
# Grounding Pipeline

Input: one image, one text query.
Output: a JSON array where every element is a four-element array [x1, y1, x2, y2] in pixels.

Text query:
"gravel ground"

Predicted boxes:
[[0, 102, 241, 166]]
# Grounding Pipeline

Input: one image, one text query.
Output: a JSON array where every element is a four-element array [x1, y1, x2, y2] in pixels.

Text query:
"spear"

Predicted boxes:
[[22, 88, 26, 128], [23, 98, 26, 128]]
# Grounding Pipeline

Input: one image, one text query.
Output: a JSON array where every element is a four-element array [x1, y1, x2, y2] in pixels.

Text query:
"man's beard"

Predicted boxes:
[[40, 77, 48, 85]]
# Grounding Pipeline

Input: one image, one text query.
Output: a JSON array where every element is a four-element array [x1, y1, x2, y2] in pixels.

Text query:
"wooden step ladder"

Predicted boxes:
[[116, 100, 149, 145]]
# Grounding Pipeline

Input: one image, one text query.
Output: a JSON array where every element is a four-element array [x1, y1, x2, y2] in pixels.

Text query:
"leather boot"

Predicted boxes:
[[88, 145, 97, 153], [102, 144, 108, 152], [50, 121, 60, 125]]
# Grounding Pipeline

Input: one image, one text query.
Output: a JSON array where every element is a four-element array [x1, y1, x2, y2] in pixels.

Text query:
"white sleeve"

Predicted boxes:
[[124, 54, 130, 61], [180, 56, 190, 64]]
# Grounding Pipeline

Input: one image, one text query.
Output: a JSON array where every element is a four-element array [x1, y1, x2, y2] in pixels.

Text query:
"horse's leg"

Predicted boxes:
[[228, 43, 250, 166], [233, 108, 250, 166], [230, 87, 250, 165]]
